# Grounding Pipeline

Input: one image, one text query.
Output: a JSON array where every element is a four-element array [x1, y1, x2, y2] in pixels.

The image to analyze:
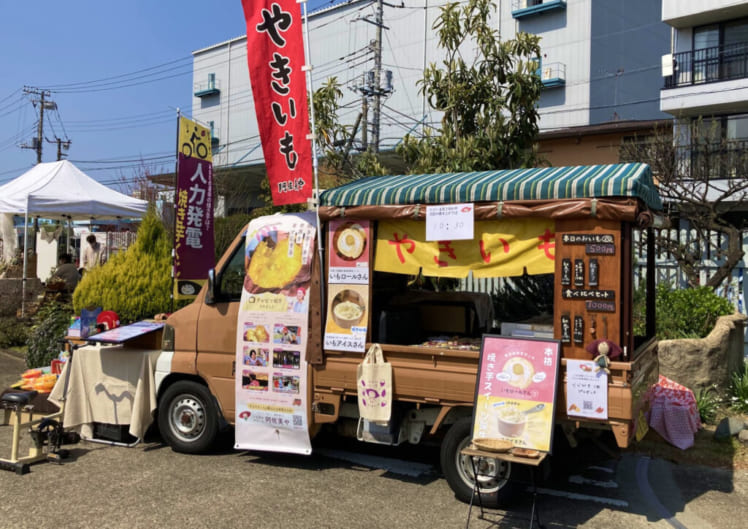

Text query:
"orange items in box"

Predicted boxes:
[[21, 368, 42, 380], [31, 374, 58, 393]]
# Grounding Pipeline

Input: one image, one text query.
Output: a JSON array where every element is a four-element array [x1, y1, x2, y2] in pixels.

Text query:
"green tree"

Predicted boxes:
[[73, 208, 177, 323], [398, 0, 542, 173]]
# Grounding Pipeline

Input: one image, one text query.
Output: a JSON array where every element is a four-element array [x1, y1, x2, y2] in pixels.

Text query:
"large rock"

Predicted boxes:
[[714, 416, 746, 440], [658, 313, 747, 392]]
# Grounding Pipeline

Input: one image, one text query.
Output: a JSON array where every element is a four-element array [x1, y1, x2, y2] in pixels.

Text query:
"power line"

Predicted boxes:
[[42, 56, 193, 90]]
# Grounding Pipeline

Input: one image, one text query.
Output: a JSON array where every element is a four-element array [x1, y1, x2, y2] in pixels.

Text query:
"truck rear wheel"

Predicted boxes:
[[158, 381, 218, 453], [440, 417, 515, 508]]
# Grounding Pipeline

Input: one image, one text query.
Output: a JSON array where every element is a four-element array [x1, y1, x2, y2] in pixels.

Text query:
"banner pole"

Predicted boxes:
[[172, 108, 181, 313], [299, 0, 325, 321]]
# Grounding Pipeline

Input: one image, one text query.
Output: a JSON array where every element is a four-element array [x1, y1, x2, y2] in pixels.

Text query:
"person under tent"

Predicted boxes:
[[51, 253, 80, 293]]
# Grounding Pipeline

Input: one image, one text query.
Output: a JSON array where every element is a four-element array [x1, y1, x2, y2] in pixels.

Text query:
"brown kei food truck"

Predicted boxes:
[[154, 163, 663, 506]]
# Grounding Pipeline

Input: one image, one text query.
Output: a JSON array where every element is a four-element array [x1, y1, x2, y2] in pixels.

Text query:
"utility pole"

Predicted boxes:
[[371, 0, 383, 153], [361, 96, 368, 151], [352, 0, 393, 154], [20, 86, 55, 163], [49, 137, 71, 161]]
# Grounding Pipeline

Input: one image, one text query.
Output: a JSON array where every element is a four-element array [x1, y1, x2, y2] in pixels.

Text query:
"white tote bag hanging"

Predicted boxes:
[[357, 344, 393, 423]]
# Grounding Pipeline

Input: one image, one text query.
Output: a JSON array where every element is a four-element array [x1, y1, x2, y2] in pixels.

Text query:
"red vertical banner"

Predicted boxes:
[[242, 0, 313, 206]]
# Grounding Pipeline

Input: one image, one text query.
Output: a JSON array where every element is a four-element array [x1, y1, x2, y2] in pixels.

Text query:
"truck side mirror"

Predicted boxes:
[[205, 268, 216, 305]]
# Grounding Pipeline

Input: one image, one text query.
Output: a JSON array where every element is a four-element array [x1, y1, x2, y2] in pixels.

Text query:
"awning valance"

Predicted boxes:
[[320, 163, 663, 211]]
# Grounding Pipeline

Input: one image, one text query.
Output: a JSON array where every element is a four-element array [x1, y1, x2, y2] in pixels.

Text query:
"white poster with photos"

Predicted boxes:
[[234, 212, 316, 455], [565, 359, 608, 420]]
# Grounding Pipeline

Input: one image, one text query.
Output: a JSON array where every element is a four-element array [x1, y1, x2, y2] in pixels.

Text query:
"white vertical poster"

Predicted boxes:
[[235, 212, 316, 454], [565, 359, 608, 420]]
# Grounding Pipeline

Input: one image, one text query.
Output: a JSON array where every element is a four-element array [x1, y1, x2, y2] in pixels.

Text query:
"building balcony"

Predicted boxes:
[[540, 62, 566, 88], [663, 0, 748, 29], [661, 43, 748, 115], [682, 140, 748, 179], [664, 43, 748, 88], [511, 0, 566, 19], [194, 79, 220, 98]]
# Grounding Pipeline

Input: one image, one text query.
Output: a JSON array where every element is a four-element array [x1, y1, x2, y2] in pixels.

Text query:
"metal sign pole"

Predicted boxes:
[[299, 0, 326, 321]]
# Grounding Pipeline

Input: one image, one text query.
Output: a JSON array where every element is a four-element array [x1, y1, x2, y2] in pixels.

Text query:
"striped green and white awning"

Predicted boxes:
[[320, 163, 663, 211]]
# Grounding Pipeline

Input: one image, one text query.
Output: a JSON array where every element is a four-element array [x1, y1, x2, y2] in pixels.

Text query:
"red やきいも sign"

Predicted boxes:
[[242, 0, 312, 206]]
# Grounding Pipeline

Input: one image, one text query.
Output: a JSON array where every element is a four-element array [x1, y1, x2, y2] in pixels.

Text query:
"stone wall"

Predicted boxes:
[[658, 313, 748, 392], [0, 278, 43, 317]]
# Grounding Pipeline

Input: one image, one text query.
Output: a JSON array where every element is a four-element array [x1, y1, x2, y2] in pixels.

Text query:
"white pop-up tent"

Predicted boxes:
[[0, 160, 148, 219], [0, 160, 148, 314]]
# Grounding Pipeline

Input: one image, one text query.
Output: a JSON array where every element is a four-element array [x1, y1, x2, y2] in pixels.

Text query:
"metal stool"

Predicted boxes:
[[0, 390, 64, 474]]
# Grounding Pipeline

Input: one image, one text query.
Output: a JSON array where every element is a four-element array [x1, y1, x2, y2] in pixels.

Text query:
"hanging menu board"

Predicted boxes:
[[553, 219, 622, 361], [472, 335, 561, 453]]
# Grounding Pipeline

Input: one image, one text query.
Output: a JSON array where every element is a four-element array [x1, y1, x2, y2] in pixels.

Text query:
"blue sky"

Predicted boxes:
[[0, 0, 335, 189]]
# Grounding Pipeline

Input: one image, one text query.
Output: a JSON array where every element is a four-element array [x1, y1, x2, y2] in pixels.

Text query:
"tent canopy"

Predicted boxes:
[[0, 160, 148, 220], [320, 163, 663, 211]]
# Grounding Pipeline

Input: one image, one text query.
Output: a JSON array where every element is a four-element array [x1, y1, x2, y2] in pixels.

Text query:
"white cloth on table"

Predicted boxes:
[[48, 344, 160, 440]]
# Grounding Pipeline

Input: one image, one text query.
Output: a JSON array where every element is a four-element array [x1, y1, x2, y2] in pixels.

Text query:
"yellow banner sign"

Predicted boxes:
[[178, 116, 213, 162], [374, 219, 555, 278]]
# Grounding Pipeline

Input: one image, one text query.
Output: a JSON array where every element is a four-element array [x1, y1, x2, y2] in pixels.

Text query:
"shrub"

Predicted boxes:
[[0, 317, 30, 348], [694, 386, 720, 424], [26, 301, 73, 368], [655, 284, 735, 339], [73, 209, 177, 323], [730, 363, 748, 414]]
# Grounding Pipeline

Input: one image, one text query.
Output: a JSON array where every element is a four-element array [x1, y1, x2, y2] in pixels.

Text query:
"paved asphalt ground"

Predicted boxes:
[[1, 348, 747, 529]]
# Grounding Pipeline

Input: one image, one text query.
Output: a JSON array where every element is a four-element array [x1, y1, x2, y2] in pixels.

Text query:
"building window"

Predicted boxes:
[[690, 114, 748, 178], [693, 18, 748, 83]]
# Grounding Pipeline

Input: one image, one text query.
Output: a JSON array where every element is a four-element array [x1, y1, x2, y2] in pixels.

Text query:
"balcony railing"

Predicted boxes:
[[540, 62, 566, 88], [194, 79, 221, 98], [684, 140, 748, 179], [664, 42, 748, 89], [511, 0, 566, 19], [621, 138, 748, 181]]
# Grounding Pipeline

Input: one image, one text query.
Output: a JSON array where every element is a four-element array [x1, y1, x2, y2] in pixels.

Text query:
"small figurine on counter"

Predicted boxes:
[[585, 339, 623, 376]]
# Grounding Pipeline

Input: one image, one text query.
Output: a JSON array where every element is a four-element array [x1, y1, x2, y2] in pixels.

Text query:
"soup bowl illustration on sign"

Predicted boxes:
[[496, 403, 545, 438], [497, 407, 527, 437], [331, 289, 365, 328]]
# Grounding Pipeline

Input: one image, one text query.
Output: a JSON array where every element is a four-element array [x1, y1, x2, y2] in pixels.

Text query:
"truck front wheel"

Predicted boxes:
[[440, 417, 515, 508], [158, 381, 218, 453]]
